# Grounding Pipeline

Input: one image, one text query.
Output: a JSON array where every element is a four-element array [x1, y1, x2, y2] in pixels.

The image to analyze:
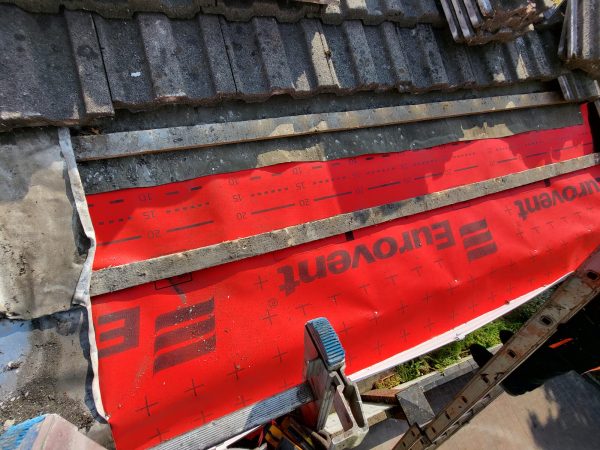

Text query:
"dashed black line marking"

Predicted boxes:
[[313, 192, 353, 202], [367, 181, 401, 190], [251, 203, 295, 215], [414, 172, 442, 180], [190, 186, 202, 191], [109, 199, 124, 204], [166, 191, 180, 196], [497, 157, 518, 163], [98, 235, 142, 246], [525, 151, 547, 158], [454, 165, 479, 172], [167, 221, 214, 233]]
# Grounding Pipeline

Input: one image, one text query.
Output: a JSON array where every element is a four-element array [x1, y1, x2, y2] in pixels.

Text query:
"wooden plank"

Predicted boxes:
[[90, 153, 599, 295], [73, 92, 566, 161], [362, 389, 402, 404]]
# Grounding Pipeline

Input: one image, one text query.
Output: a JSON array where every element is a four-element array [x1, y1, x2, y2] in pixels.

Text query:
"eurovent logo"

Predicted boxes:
[[97, 296, 217, 374], [459, 219, 497, 262], [153, 298, 216, 373]]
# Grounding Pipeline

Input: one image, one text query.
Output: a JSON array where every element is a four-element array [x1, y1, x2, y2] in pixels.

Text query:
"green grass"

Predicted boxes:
[[374, 290, 552, 389]]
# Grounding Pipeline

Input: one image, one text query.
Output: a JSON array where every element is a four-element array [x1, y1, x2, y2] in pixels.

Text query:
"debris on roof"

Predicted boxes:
[[559, 0, 600, 78], [440, 0, 555, 44]]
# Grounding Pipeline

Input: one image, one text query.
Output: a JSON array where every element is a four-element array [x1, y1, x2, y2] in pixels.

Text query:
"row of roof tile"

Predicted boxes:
[[0, 3, 567, 130], [0, 0, 444, 25]]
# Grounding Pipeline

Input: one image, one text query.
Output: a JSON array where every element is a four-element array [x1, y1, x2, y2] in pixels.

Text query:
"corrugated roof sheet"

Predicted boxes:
[[0, 3, 569, 130], [0, 0, 444, 25]]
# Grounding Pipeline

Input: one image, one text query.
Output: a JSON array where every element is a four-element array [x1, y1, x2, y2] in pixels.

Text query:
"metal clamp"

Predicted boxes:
[[300, 318, 368, 450]]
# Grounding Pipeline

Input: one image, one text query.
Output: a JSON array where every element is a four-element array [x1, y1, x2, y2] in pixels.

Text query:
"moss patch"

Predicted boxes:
[[374, 290, 552, 389]]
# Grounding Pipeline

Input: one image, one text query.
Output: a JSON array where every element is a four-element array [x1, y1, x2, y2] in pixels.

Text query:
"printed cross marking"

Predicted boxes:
[[273, 346, 288, 363], [411, 265, 423, 276], [397, 302, 408, 314], [136, 395, 159, 417], [399, 329, 409, 342], [340, 322, 352, 337], [236, 395, 250, 408], [386, 273, 399, 285], [149, 428, 164, 443], [329, 293, 342, 304], [468, 301, 478, 313], [424, 319, 436, 333], [254, 275, 268, 290], [370, 312, 380, 326], [296, 303, 310, 316], [195, 410, 211, 424], [261, 309, 277, 325], [227, 363, 244, 381], [185, 378, 204, 397]]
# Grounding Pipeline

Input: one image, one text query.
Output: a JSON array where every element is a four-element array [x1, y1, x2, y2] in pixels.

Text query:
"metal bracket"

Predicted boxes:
[[396, 386, 435, 428], [300, 318, 368, 449]]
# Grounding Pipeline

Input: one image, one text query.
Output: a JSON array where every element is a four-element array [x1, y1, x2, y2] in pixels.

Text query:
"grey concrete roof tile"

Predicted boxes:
[[466, 42, 505, 85], [253, 18, 296, 94], [0, 0, 445, 24], [219, 19, 272, 98], [0, 4, 573, 131], [0, 5, 112, 128], [361, 22, 406, 89], [93, 15, 156, 106], [64, 11, 114, 117], [137, 14, 188, 101], [1, 0, 215, 18], [377, 22, 412, 88], [432, 27, 477, 88], [413, 24, 450, 89], [205, 0, 314, 23], [297, 19, 338, 91], [395, 25, 450, 91], [341, 21, 379, 88], [196, 15, 237, 96], [320, 23, 355, 90], [322, 0, 443, 26], [559, 0, 600, 78], [342, 0, 385, 24]]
